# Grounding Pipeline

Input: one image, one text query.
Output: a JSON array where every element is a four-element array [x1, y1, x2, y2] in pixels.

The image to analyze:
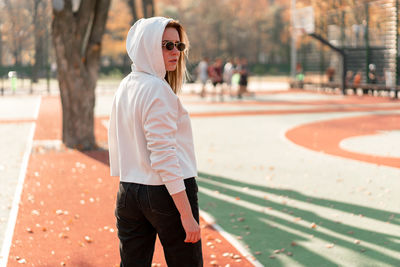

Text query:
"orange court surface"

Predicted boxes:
[[1, 82, 400, 266]]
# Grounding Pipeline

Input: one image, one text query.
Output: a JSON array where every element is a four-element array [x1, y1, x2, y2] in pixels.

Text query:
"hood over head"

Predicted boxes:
[[126, 17, 173, 79]]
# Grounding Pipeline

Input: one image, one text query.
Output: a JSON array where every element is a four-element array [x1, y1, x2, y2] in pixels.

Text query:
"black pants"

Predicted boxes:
[[115, 178, 203, 267]]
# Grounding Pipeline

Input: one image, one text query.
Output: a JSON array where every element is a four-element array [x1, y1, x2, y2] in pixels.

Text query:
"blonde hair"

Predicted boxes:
[[164, 20, 190, 94]]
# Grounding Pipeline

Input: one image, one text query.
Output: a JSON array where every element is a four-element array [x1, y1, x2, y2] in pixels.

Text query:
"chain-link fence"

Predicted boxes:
[[297, 0, 398, 87]]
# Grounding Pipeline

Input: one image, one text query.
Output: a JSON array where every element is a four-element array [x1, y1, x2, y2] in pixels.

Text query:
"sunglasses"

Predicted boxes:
[[162, 41, 186, 51]]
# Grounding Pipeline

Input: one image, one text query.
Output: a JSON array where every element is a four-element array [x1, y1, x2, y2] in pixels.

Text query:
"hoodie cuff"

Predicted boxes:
[[165, 179, 186, 195]]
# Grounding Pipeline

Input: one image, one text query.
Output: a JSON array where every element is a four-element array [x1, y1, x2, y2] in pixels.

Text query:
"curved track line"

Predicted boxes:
[[285, 114, 400, 169]]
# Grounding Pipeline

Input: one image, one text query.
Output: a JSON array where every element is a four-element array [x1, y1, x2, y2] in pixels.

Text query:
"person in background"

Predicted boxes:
[[295, 63, 304, 88], [197, 57, 208, 98], [369, 63, 377, 84], [108, 17, 203, 267], [208, 58, 224, 101], [326, 66, 335, 82], [353, 70, 362, 95], [345, 70, 354, 87], [231, 57, 241, 94], [223, 59, 234, 97], [237, 58, 249, 99]]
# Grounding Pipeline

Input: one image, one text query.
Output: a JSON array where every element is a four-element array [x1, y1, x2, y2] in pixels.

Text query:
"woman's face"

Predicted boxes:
[[162, 27, 180, 72]]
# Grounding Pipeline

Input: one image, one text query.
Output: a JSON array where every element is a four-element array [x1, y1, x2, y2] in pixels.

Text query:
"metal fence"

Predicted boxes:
[[297, 0, 398, 86]]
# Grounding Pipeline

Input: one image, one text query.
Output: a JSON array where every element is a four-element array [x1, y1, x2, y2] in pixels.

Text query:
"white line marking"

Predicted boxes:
[[200, 210, 265, 267], [34, 96, 42, 120], [0, 123, 36, 267]]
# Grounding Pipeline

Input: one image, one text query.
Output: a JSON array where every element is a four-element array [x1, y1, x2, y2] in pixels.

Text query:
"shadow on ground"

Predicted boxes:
[[197, 171, 400, 267]]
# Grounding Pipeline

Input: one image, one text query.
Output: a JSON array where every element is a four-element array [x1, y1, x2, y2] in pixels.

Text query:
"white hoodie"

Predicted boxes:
[[108, 17, 197, 195]]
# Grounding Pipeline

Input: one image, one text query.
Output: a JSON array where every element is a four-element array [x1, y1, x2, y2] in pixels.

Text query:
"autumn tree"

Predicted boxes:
[[156, 0, 291, 64], [101, 0, 155, 67], [52, 0, 111, 150], [0, 4, 3, 66], [3, 0, 33, 65], [102, 0, 131, 66]]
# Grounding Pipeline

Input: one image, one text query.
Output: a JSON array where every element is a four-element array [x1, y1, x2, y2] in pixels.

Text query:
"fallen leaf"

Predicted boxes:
[[58, 233, 68, 239], [17, 258, 27, 264], [31, 210, 40, 216], [56, 210, 63, 215], [326, 243, 335, 248]]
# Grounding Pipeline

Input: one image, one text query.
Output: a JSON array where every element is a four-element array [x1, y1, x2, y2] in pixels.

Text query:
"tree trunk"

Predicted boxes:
[[52, 0, 111, 150], [0, 30, 2, 66], [32, 0, 40, 82], [142, 0, 154, 18], [126, 0, 155, 23], [32, 0, 49, 83], [126, 0, 139, 23]]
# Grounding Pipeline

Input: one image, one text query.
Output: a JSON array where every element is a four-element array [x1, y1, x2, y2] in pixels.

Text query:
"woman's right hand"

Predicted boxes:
[[171, 189, 201, 243], [181, 215, 201, 243]]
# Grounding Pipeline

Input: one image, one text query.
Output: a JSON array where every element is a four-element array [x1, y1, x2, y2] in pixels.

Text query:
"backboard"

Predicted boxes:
[[293, 6, 315, 35]]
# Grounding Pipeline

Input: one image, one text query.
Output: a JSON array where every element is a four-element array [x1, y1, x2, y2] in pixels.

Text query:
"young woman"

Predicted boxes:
[[108, 17, 203, 266]]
